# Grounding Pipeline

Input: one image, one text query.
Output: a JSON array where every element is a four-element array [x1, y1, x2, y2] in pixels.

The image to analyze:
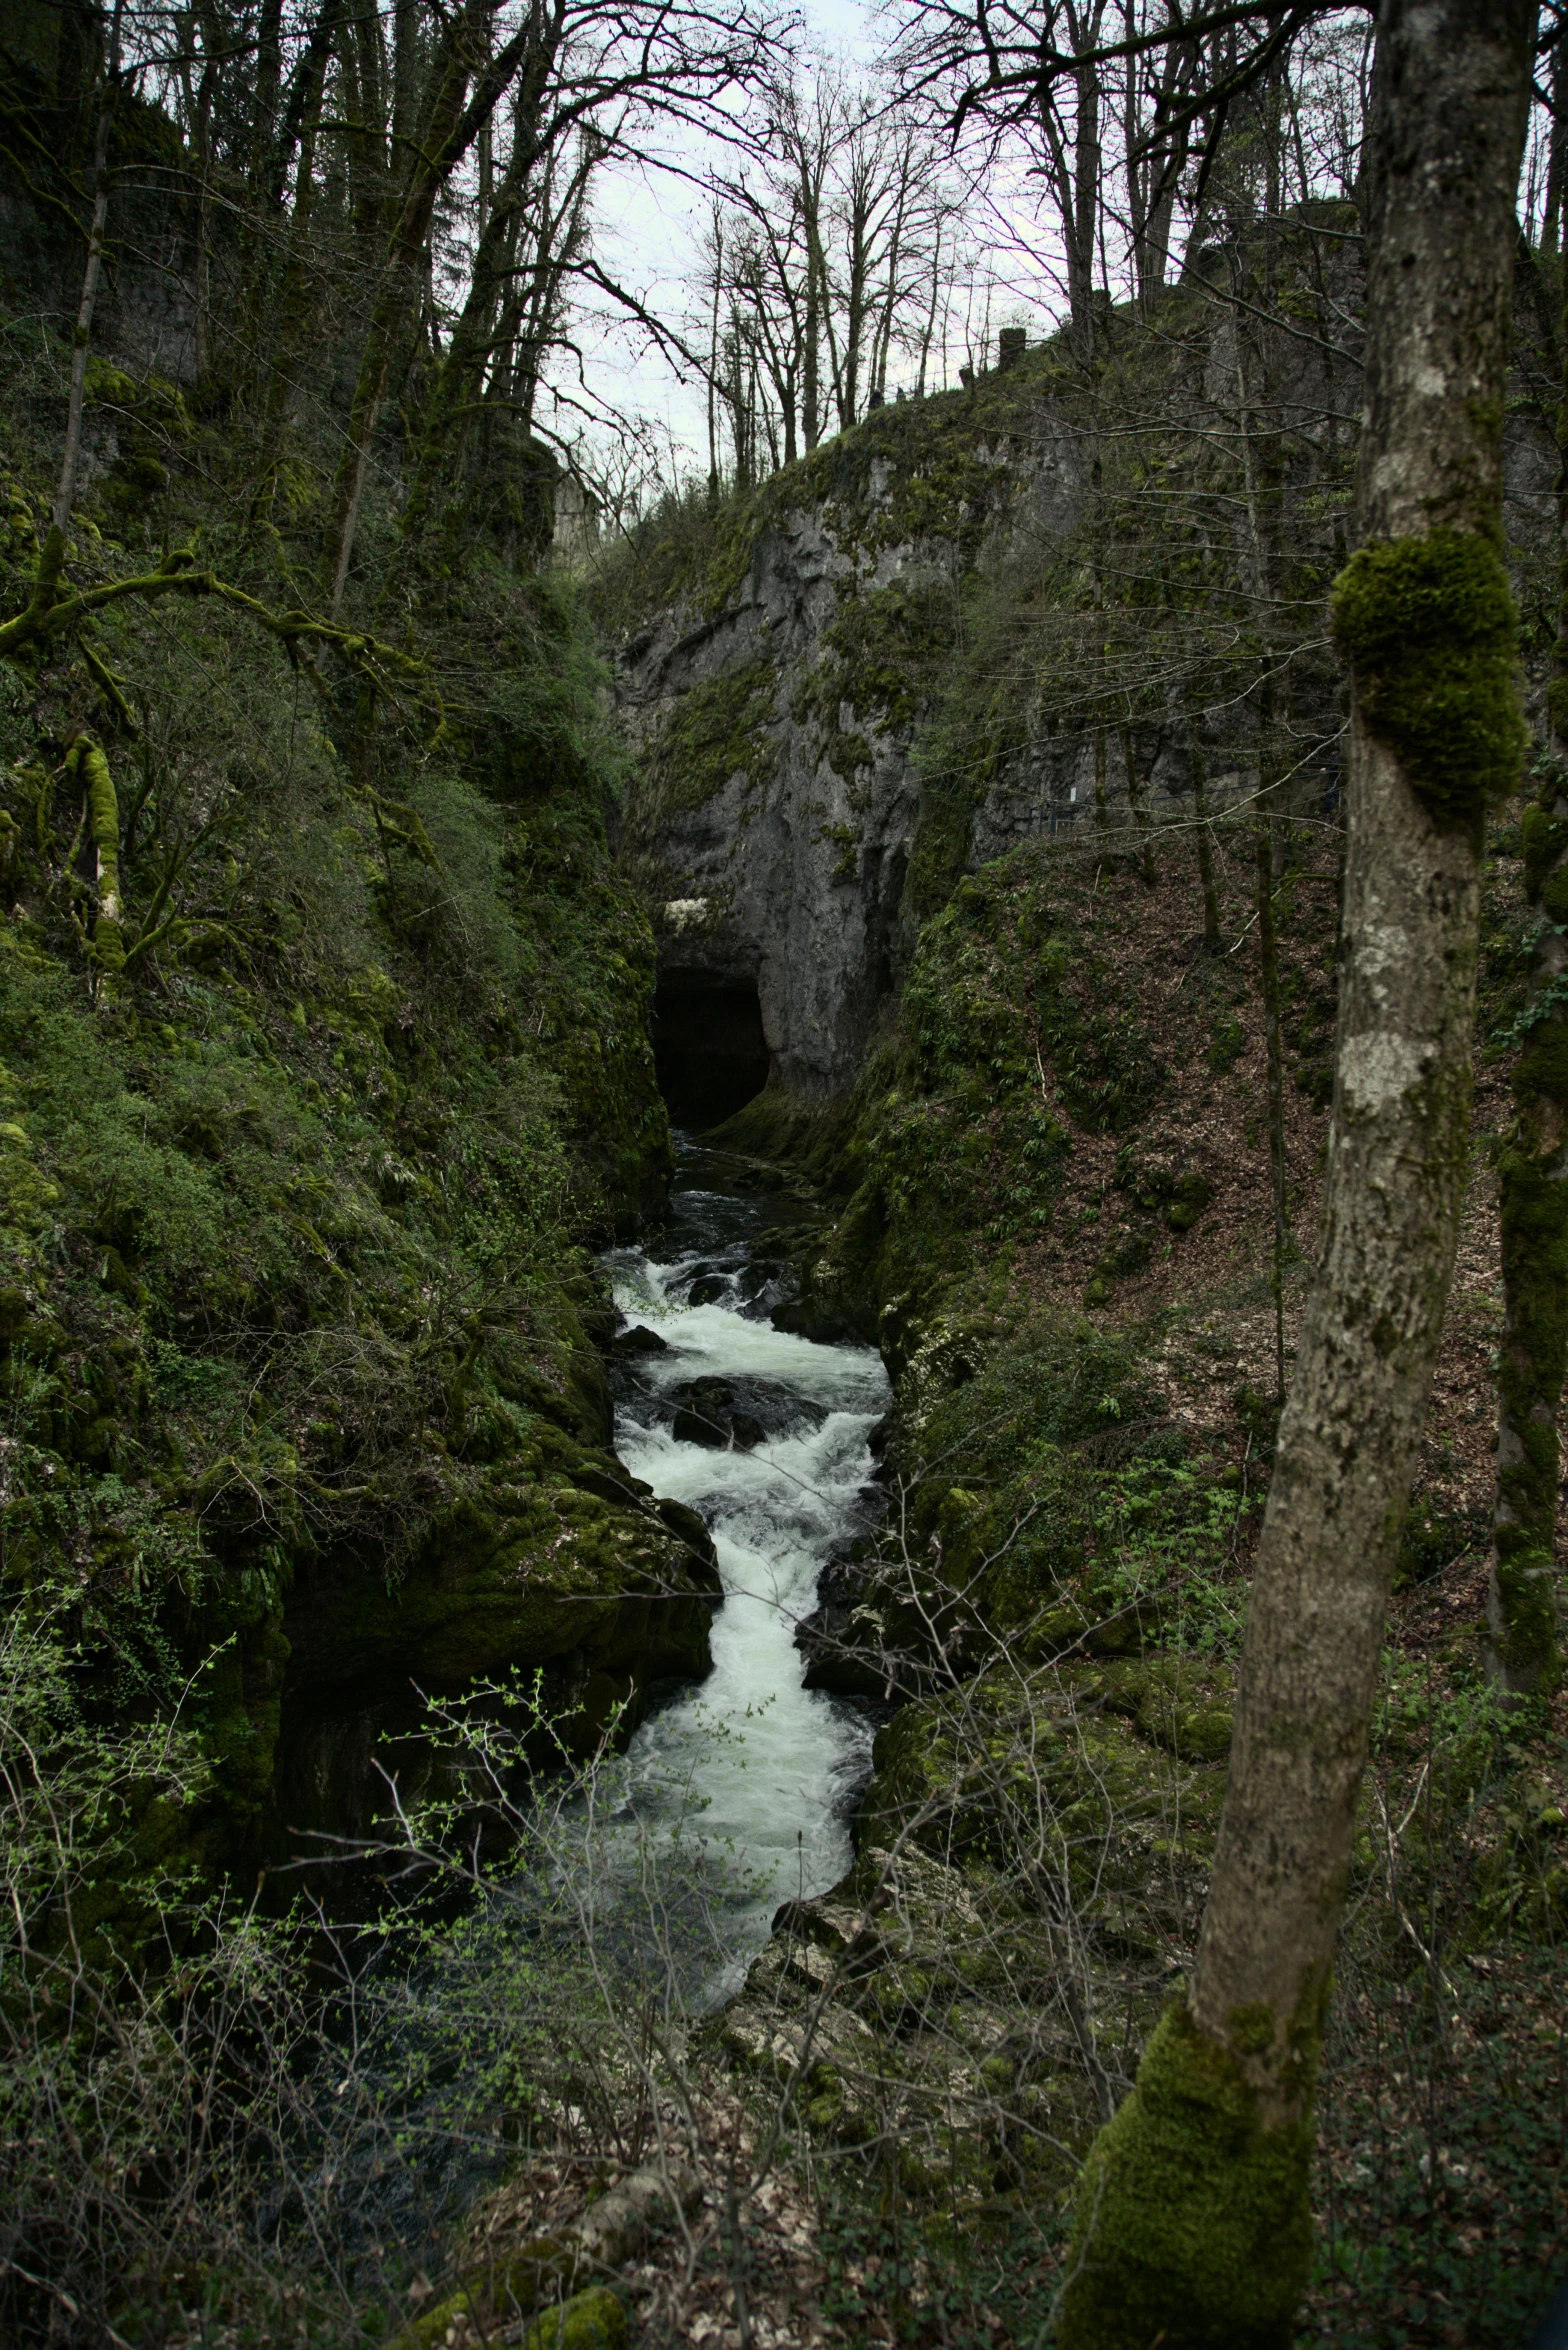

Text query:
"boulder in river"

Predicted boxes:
[[613, 1323, 669, 1356], [671, 1377, 733, 1445]]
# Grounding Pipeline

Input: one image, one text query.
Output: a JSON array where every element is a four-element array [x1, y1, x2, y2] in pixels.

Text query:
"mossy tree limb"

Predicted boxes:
[[65, 733, 125, 993], [1060, 4, 1534, 2341]]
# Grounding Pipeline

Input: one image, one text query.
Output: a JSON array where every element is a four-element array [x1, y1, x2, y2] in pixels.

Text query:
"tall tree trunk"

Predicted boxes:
[[1058, 6, 1534, 2344], [1069, 45, 1101, 353], [1489, 167, 1568, 1696], [399, 37, 561, 549], [319, 0, 533, 612], [1544, 20, 1567, 257], [249, 0, 285, 187], [803, 230, 824, 447], [1256, 824, 1289, 1404], [1181, 687, 1222, 951], [251, 0, 341, 507]]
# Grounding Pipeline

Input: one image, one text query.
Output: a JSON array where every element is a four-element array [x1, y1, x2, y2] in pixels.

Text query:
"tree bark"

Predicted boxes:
[[398, 26, 564, 549], [1058, 5, 1534, 2344], [250, 0, 342, 507], [1184, 708, 1222, 951], [40, 0, 124, 607], [1255, 825, 1289, 1404]]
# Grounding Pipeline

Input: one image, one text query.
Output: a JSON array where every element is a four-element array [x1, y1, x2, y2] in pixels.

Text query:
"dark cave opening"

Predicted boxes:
[[653, 970, 772, 1126]]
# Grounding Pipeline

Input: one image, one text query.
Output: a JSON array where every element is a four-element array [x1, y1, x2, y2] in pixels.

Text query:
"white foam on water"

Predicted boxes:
[[602, 1216, 889, 1995]]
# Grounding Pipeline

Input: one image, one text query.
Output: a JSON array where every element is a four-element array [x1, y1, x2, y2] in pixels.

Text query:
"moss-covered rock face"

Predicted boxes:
[[284, 1442, 719, 1709], [642, 658, 779, 818], [608, 355, 1091, 1100], [792, 852, 1161, 1332], [527, 2288, 627, 2350], [1330, 529, 1526, 824]]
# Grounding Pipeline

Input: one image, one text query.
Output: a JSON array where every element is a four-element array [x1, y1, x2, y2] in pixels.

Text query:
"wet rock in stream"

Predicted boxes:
[[670, 1376, 735, 1445], [611, 1322, 669, 1357]]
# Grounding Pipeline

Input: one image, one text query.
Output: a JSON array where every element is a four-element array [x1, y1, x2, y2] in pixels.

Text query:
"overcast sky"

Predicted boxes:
[[547, 0, 1066, 501]]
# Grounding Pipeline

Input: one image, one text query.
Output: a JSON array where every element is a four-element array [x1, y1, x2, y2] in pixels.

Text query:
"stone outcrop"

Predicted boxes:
[[616, 391, 1088, 1101]]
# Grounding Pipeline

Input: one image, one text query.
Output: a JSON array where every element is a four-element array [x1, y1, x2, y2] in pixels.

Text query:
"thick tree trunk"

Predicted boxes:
[[1255, 825, 1289, 1404], [1058, 6, 1534, 2345]]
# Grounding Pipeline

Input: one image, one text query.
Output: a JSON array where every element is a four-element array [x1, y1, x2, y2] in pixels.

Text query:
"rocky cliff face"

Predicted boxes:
[[613, 227, 1555, 1124], [615, 379, 1090, 1103]]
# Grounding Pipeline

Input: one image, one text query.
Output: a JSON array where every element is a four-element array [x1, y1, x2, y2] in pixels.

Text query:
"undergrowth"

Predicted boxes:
[[0, 303, 677, 1883]]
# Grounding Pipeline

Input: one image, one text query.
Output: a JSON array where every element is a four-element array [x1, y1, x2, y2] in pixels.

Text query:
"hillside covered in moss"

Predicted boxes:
[[0, 303, 726, 1880]]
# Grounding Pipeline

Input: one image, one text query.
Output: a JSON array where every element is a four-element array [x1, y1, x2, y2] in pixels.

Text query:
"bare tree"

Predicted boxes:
[[1053, 3, 1537, 2341], [691, 64, 968, 489]]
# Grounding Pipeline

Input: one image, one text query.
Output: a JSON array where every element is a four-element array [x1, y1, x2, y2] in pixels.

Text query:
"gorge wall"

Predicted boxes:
[[611, 267, 1389, 1110], [616, 376, 1088, 1100]]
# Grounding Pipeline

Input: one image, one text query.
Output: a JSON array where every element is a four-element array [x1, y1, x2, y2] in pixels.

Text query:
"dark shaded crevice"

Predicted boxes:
[[653, 970, 771, 1124]]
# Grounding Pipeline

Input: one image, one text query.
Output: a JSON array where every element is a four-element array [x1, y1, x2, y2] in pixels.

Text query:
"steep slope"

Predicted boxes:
[[0, 320, 716, 1877], [604, 233, 1412, 1113]]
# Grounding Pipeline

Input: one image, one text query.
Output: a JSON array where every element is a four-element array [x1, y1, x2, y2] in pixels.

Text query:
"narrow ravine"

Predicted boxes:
[[601, 1152, 890, 1999]]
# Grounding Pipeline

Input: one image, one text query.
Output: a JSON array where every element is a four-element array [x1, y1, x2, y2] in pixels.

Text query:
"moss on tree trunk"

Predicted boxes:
[[1059, 4, 1535, 2340], [66, 733, 125, 992]]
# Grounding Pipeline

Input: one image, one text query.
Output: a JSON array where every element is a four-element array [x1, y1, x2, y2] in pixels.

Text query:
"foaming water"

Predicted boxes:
[[600, 1170, 889, 1998]]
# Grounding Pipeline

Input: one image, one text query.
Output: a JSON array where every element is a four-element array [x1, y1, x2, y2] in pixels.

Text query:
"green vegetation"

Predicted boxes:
[[642, 657, 779, 816], [1059, 1999, 1316, 2350], [799, 853, 1162, 1331], [1331, 530, 1527, 824], [0, 310, 691, 1875], [1491, 756, 1568, 1688]]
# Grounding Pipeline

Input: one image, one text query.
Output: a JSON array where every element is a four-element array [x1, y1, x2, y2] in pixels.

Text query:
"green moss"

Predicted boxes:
[[1493, 1142, 1568, 1684], [905, 779, 984, 921], [527, 2288, 627, 2350], [702, 1085, 855, 1190], [65, 734, 125, 984], [1057, 2000, 1317, 2350], [1076, 1656, 1235, 1762], [1330, 529, 1526, 824], [397, 2233, 581, 2349], [804, 856, 1163, 1324], [792, 578, 958, 787], [644, 658, 778, 816], [0, 504, 680, 1865], [1522, 797, 1568, 898], [1490, 757, 1568, 1685]]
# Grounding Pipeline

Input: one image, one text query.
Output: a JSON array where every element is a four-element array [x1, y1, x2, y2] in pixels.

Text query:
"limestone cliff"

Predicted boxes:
[[614, 368, 1089, 1103], [609, 269, 1405, 1114]]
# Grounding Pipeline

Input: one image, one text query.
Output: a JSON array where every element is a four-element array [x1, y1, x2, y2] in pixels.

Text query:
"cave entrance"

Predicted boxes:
[[653, 971, 771, 1126]]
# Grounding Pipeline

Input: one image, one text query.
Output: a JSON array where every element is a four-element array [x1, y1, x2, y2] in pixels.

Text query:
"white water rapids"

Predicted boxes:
[[601, 1171, 890, 1998]]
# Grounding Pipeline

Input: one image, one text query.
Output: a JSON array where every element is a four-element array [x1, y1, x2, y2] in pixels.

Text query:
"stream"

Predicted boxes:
[[600, 1149, 890, 2000], [254, 1154, 891, 2263]]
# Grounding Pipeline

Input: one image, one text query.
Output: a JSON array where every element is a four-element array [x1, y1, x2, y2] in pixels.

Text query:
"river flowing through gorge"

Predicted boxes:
[[600, 1149, 890, 2001]]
